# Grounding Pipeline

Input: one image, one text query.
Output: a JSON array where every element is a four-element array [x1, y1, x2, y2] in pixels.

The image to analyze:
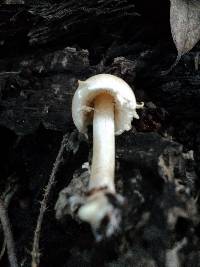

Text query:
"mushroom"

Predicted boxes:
[[72, 73, 143, 240]]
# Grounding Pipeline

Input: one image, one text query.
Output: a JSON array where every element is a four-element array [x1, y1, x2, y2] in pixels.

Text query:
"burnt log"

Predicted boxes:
[[0, 1, 200, 267]]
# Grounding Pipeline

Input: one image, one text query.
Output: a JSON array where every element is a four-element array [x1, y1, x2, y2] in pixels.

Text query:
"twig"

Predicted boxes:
[[0, 179, 18, 265], [0, 198, 19, 267], [31, 133, 70, 267], [0, 239, 6, 262]]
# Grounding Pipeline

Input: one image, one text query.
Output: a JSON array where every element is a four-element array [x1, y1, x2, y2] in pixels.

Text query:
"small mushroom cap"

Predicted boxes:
[[72, 74, 139, 135]]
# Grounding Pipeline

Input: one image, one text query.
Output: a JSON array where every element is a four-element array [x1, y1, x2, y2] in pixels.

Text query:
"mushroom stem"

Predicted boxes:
[[89, 93, 115, 193]]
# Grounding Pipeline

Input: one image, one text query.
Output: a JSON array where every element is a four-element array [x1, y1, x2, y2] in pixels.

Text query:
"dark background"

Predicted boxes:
[[0, 1, 200, 266]]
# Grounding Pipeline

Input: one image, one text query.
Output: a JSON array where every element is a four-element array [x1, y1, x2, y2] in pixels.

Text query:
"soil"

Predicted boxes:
[[0, 1, 200, 267]]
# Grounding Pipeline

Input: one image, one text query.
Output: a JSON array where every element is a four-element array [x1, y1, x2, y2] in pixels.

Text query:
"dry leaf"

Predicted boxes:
[[170, 0, 200, 57]]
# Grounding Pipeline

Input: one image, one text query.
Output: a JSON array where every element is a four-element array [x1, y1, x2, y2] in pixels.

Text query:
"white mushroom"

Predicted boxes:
[[72, 74, 143, 240]]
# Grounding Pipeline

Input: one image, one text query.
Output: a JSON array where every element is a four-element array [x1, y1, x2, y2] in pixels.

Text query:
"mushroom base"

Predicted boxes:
[[78, 189, 125, 241]]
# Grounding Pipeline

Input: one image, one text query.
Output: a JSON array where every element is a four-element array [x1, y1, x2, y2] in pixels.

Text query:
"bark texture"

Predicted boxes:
[[0, 1, 200, 267]]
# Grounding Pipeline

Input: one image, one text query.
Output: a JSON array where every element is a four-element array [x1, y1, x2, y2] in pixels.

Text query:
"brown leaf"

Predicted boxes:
[[170, 0, 200, 57]]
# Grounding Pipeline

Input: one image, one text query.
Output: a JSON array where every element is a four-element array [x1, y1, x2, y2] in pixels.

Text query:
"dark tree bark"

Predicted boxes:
[[0, 1, 200, 267]]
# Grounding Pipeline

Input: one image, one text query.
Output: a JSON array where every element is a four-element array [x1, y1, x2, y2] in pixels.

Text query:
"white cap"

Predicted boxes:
[[72, 74, 141, 135]]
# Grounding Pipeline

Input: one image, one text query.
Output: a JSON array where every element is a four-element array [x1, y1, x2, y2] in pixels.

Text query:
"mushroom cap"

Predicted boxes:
[[72, 74, 139, 135]]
